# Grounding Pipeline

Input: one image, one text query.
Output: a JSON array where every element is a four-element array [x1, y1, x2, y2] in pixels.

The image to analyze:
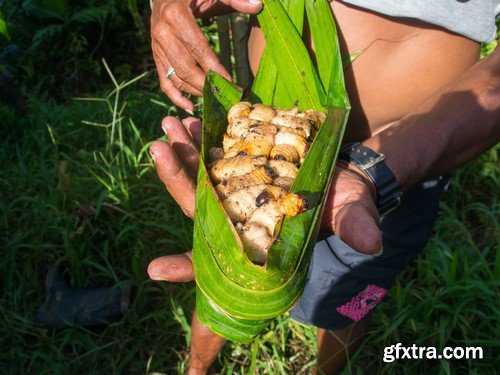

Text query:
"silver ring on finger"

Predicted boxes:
[[165, 67, 176, 79]]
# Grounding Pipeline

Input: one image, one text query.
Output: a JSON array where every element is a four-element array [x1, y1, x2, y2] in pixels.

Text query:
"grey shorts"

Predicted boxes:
[[290, 176, 450, 330]]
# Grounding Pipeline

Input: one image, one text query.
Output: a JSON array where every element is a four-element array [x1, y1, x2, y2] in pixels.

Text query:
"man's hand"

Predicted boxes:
[[321, 163, 382, 255], [150, 0, 263, 113], [149, 116, 201, 217], [148, 116, 201, 281]]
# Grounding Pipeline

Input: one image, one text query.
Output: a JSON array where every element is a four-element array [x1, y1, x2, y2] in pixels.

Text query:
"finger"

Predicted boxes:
[[182, 117, 202, 147], [161, 117, 199, 178], [222, 0, 263, 14], [193, 0, 263, 17], [152, 47, 195, 112], [148, 252, 194, 282], [152, 44, 195, 109], [165, 7, 232, 82], [153, 41, 203, 97], [170, 72, 203, 97], [158, 34, 209, 92], [334, 202, 382, 255], [152, 58, 194, 113], [149, 140, 195, 218]]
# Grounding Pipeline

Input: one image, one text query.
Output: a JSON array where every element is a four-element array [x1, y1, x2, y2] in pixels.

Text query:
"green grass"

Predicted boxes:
[[1, 62, 499, 375], [0, 70, 195, 374]]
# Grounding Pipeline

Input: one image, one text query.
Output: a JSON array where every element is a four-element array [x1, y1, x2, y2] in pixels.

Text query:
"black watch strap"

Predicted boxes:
[[339, 142, 401, 217]]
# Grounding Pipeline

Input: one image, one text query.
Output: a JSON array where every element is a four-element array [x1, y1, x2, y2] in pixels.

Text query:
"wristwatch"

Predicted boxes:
[[339, 142, 401, 217]]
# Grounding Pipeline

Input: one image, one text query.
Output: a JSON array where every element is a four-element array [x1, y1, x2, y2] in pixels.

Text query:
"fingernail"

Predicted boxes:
[[183, 108, 194, 116], [161, 122, 168, 134], [372, 244, 383, 257], [149, 272, 163, 281], [249, 0, 262, 4]]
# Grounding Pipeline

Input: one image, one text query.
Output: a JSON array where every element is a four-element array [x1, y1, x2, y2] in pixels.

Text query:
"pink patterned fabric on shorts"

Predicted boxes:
[[336, 284, 387, 322]]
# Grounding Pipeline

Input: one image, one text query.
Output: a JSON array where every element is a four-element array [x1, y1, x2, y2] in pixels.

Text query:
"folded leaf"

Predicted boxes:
[[192, 0, 350, 343]]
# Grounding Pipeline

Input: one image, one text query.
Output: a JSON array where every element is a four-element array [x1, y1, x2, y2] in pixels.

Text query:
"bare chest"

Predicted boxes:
[[248, 2, 480, 140]]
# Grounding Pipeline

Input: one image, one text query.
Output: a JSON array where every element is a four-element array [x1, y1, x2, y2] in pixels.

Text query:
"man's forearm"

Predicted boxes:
[[364, 46, 499, 192]]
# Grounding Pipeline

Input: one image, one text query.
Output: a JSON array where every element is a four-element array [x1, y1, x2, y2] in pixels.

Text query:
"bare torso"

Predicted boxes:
[[247, 1, 480, 141]]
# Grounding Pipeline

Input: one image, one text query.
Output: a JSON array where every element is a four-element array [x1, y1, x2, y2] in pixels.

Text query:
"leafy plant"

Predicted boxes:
[[0, 9, 10, 41], [0, 0, 151, 99]]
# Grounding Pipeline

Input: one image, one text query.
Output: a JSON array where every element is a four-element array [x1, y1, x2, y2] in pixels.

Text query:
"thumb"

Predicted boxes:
[[148, 252, 195, 282], [334, 202, 382, 256], [224, 0, 263, 14]]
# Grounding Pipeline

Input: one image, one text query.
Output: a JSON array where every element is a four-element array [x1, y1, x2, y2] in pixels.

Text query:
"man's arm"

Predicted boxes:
[[321, 46, 499, 255], [364, 46, 499, 191]]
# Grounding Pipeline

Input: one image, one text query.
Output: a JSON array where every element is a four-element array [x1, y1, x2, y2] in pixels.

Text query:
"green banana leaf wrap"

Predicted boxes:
[[192, 0, 350, 343]]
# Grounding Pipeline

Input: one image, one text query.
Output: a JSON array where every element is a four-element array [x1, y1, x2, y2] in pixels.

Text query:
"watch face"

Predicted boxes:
[[347, 143, 383, 168], [359, 153, 385, 169], [340, 143, 400, 217]]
